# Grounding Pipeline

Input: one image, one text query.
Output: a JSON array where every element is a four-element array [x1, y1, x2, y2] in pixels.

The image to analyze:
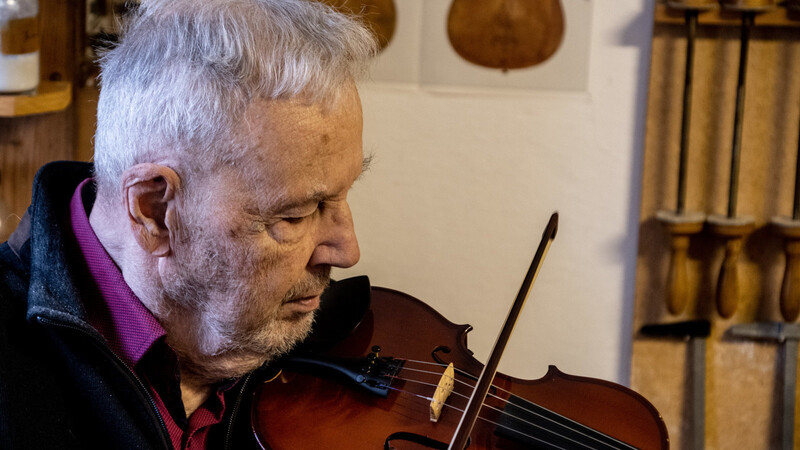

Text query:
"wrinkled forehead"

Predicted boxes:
[[236, 83, 362, 152], [223, 85, 364, 205]]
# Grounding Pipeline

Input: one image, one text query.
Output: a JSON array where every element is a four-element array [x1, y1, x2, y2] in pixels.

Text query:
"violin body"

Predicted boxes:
[[252, 286, 669, 449], [447, 0, 565, 70]]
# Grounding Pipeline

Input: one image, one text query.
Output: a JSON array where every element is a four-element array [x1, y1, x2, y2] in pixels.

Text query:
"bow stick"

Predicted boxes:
[[448, 212, 558, 450]]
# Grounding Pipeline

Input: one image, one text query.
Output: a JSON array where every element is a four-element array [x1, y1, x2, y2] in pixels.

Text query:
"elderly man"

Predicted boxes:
[[0, 0, 376, 448]]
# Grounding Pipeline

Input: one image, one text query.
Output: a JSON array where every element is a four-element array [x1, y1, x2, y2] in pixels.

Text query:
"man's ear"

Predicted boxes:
[[122, 163, 181, 257]]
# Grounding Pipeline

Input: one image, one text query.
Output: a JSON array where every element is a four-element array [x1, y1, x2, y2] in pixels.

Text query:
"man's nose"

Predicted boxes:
[[309, 203, 360, 268]]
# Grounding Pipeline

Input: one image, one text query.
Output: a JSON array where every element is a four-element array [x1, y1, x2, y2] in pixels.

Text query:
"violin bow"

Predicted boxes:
[[448, 212, 559, 450]]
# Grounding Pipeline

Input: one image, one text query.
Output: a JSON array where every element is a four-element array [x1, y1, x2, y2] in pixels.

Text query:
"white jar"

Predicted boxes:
[[0, 0, 39, 93]]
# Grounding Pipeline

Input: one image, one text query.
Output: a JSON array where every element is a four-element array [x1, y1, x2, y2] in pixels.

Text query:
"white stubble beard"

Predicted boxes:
[[157, 240, 331, 383]]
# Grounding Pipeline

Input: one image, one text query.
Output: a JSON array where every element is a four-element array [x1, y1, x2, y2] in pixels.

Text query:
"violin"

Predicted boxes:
[[251, 215, 669, 449]]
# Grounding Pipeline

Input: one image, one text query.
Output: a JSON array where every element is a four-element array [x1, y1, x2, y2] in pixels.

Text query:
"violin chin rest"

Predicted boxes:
[[302, 275, 372, 350]]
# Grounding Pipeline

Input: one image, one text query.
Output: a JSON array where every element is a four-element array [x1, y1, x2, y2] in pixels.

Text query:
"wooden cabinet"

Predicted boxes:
[[0, 0, 84, 240]]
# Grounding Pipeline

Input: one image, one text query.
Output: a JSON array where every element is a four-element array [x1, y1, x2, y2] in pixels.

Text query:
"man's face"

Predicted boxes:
[[162, 86, 365, 380]]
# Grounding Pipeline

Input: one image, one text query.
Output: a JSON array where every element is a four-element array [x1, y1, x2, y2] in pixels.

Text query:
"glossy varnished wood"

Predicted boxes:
[[318, 0, 396, 52], [446, 0, 565, 70], [253, 288, 669, 449]]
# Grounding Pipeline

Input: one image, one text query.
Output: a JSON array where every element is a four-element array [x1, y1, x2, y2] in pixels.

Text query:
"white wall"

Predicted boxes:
[[335, 1, 655, 385]]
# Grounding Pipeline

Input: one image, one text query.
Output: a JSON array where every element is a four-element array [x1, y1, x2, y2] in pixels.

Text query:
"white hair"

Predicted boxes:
[[94, 0, 376, 198]]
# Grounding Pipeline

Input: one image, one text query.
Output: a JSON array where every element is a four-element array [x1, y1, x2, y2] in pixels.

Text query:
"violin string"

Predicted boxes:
[[394, 361, 636, 450], [457, 392, 629, 450], [388, 374, 471, 402], [385, 378, 613, 450], [402, 359, 526, 395], [379, 383, 600, 450], [378, 385, 576, 449], [388, 373, 440, 390], [394, 364, 480, 393], [405, 359, 557, 398]]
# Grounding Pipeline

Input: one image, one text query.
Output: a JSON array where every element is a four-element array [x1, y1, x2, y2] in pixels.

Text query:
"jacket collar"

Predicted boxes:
[[20, 161, 96, 328]]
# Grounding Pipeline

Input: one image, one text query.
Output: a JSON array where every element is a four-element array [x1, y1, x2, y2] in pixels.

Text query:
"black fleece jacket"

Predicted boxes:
[[0, 162, 264, 449]]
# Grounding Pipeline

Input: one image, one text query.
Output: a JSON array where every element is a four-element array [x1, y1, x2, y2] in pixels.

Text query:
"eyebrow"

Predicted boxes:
[[357, 153, 373, 181], [268, 153, 373, 215]]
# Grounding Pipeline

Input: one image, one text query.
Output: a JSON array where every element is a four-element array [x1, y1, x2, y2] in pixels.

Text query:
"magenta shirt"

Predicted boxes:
[[68, 179, 230, 450]]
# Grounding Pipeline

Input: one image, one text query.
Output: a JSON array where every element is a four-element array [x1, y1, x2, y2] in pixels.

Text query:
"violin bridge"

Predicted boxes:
[[429, 363, 455, 422]]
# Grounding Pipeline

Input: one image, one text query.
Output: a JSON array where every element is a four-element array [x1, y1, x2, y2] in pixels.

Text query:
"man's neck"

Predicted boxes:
[[180, 374, 214, 417], [88, 199, 127, 268], [91, 198, 213, 417]]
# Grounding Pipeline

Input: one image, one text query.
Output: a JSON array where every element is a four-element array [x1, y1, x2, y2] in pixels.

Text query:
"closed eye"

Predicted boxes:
[[282, 202, 323, 224]]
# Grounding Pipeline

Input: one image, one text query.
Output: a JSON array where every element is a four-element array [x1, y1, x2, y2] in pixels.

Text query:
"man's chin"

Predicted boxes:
[[216, 332, 312, 380], [185, 350, 280, 384], [177, 313, 315, 383]]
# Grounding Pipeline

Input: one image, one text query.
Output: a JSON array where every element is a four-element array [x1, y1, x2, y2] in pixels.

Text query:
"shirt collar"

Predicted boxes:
[[69, 178, 167, 368]]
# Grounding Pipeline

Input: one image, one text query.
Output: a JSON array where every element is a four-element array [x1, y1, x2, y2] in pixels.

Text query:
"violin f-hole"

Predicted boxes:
[[431, 346, 452, 365], [432, 346, 497, 395], [383, 431, 467, 450]]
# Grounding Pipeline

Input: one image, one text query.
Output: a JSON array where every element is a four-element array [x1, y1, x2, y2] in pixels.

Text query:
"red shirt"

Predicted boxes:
[[68, 178, 234, 450]]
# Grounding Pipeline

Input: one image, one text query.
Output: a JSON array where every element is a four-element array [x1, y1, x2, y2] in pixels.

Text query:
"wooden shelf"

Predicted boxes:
[[0, 81, 72, 117], [655, 3, 800, 27]]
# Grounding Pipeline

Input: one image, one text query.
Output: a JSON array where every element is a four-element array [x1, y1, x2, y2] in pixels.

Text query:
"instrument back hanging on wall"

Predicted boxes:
[[447, 0, 565, 71], [318, 0, 396, 52]]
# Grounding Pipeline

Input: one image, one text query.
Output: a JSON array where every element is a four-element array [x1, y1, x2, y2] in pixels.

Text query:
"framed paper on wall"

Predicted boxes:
[[369, 0, 593, 92]]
